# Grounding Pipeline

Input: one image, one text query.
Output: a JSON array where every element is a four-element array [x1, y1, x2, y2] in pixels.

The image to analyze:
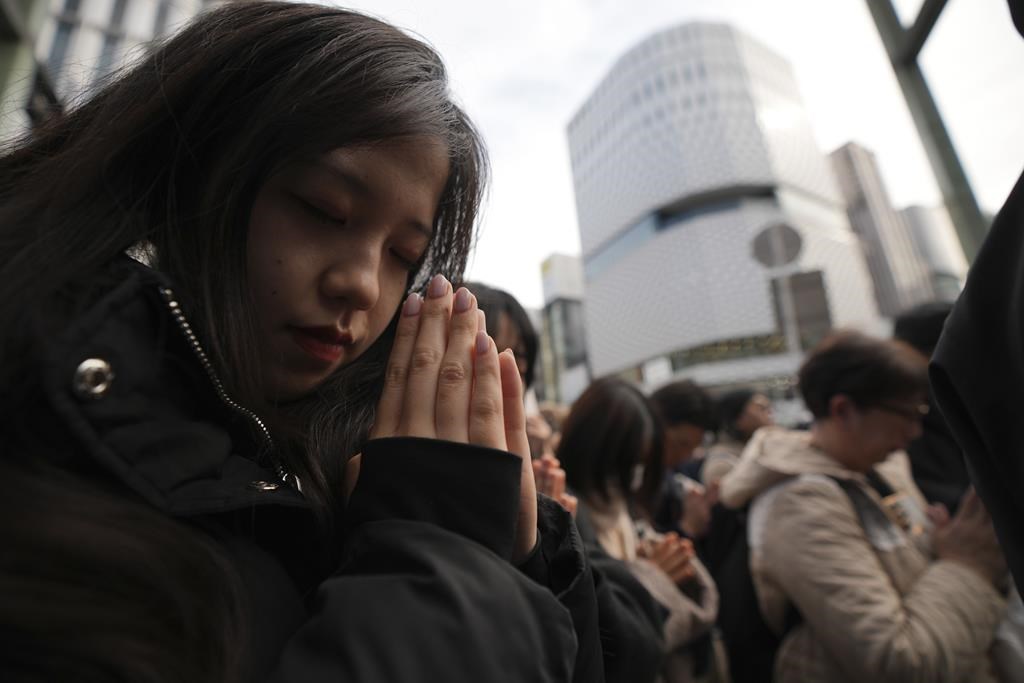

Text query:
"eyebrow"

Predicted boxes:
[[309, 158, 435, 240]]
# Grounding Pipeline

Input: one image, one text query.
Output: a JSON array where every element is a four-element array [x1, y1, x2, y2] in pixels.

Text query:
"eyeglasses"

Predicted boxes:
[[873, 402, 930, 421]]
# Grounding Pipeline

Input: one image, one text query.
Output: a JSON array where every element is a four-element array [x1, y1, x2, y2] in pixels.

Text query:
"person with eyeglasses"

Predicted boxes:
[[702, 389, 776, 488], [717, 330, 1012, 683]]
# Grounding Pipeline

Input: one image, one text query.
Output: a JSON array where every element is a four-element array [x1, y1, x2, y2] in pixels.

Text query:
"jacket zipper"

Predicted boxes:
[[158, 286, 298, 490]]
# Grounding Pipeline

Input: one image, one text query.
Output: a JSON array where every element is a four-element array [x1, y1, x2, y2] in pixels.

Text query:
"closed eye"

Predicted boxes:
[[292, 193, 346, 226], [391, 248, 425, 271]]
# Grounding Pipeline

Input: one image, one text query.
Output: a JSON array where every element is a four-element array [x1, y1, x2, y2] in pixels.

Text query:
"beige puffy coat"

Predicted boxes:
[[702, 435, 745, 487], [719, 426, 1007, 683]]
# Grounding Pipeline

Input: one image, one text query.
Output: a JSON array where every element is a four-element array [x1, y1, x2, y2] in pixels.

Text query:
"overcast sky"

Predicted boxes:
[[334, 0, 1024, 308]]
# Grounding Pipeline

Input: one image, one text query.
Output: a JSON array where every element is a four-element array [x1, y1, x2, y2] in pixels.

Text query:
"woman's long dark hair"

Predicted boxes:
[[0, 3, 486, 679], [1, 2, 486, 507], [557, 377, 665, 517]]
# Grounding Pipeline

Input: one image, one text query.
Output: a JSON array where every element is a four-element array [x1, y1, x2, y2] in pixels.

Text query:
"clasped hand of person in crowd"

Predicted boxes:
[[639, 532, 698, 586], [932, 488, 1008, 588], [680, 479, 719, 540], [532, 453, 579, 517], [525, 413, 580, 516], [344, 277, 538, 562]]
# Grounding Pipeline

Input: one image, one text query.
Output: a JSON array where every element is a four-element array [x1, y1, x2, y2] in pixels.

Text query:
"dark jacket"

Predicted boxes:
[[575, 503, 666, 683], [904, 393, 970, 514], [931, 1, 1024, 594], [8, 260, 605, 681], [931, 165, 1024, 593]]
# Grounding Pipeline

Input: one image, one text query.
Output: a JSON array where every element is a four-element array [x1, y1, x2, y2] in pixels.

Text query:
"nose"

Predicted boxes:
[[320, 251, 381, 311]]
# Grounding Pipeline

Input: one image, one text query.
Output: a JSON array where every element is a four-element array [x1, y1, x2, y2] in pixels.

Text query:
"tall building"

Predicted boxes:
[[830, 142, 933, 317], [35, 0, 211, 102], [538, 253, 590, 405], [0, 0, 59, 139], [899, 205, 968, 303], [567, 22, 883, 390]]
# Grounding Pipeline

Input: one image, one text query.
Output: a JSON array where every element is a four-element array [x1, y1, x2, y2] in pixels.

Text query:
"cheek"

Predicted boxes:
[[247, 238, 296, 329], [247, 198, 294, 297], [368, 272, 408, 337]]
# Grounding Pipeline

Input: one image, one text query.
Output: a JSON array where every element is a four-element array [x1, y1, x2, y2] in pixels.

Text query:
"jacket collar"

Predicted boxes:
[[38, 258, 306, 517], [719, 426, 918, 510]]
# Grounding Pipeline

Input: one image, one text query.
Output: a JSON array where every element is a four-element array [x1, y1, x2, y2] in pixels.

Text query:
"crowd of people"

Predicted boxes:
[[1, 2, 1023, 681]]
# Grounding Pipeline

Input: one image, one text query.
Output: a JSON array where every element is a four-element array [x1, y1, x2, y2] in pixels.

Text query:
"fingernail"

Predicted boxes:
[[477, 309, 486, 332], [428, 274, 448, 299], [402, 292, 422, 317], [476, 331, 489, 355], [454, 287, 472, 313]]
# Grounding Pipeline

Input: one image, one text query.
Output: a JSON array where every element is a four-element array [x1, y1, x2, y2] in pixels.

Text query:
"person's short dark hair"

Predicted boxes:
[[649, 380, 716, 431], [462, 282, 538, 389], [716, 388, 756, 435], [558, 377, 664, 514], [893, 302, 954, 357], [798, 330, 928, 420]]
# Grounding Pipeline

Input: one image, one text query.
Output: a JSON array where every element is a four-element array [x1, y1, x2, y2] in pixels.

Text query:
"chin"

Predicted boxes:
[[264, 374, 328, 404]]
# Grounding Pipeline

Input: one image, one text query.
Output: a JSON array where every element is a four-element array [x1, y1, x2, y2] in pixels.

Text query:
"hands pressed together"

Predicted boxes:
[[932, 488, 1008, 587], [346, 275, 537, 563], [640, 532, 698, 586], [533, 454, 579, 517], [680, 479, 719, 540]]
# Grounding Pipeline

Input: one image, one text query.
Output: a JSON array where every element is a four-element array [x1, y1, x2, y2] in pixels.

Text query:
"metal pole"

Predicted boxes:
[[864, 0, 989, 262]]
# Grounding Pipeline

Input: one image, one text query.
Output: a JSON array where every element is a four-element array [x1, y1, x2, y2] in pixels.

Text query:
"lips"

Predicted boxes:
[[289, 326, 354, 364]]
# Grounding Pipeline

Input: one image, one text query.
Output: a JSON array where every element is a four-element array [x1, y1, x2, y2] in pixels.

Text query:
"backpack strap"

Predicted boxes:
[[826, 471, 908, 552], [864, 468, 895, 498]]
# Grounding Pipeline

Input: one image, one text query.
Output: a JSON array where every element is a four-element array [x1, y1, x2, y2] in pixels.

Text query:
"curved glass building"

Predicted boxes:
[[568, 22, 884, 389]]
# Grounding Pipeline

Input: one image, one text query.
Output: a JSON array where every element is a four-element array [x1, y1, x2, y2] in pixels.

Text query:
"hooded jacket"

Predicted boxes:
[[719, 427, 1006, 683], [3, 258, 606, 682], [931, 166, 1024, 593], [581, 493, 718, 683], [930, 0, 1024, 591]]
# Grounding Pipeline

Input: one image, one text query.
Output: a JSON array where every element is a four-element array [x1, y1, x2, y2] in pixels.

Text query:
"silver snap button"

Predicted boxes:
[[73, 358, 114, 399], [248, 480, 280, 492]]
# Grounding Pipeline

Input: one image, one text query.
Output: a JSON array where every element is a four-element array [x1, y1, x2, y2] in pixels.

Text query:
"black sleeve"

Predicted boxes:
[[574, 503, 666, 683], [268, 437, 579, 682], [518, 495, 606, 683], [931, 166, 1024, 591]]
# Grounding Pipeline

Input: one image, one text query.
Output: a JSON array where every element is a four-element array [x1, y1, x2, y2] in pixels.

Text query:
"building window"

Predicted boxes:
[[96, 0, 129, 78], [771, 270, 833, 351], [48, 20, 76, 80], [110, 0, 129, 25], [616, 366, 644, 384], [96, 34, 122, 77], [153, 0, 172, 36], [667, 335, 788, 372]]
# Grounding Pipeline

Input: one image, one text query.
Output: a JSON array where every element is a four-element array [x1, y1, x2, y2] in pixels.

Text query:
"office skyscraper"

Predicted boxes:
[[900, 204, 968, 303], [830, 142, 933, 316], [568, 22, 883, 389], [36, 0, 213, 101]]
